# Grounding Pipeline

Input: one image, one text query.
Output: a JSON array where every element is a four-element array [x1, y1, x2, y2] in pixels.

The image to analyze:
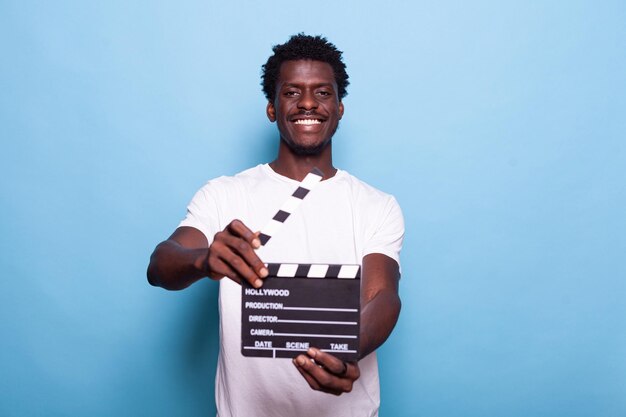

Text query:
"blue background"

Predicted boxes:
[[1, 1, 625, 416]]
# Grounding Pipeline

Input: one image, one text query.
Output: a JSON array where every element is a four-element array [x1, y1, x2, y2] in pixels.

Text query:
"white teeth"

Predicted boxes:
[[294, 119, 322, 125]]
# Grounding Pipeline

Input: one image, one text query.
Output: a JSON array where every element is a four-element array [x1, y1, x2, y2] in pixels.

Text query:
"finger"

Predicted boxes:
[[293, 356, 342, 396], [294, 351, 348, 393], [209, 243, 261, 288], [306, 348, 351, 377], [207, 257, 242, 285], [293, 357, 321, 390], [218, 251, 264, 288], [338, 361, 348, 376], [227, 220, 261, 249], [221, 233, 268, 279]]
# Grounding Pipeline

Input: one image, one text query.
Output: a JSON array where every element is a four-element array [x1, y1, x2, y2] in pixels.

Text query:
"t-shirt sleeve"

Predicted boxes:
[[363, 196, 405, 270], [177, 184, 221, 245]]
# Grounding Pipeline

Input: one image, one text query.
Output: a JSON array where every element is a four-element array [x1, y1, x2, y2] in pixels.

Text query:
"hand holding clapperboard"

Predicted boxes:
[[241, 168, 361, 361]]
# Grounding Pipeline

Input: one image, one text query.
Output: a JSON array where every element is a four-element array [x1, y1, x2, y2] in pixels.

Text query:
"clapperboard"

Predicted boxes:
[[241, 168, 361, 361]]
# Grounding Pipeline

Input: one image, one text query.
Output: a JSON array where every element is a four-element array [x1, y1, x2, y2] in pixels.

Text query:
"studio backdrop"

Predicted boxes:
[[1, 1, 625, 416]]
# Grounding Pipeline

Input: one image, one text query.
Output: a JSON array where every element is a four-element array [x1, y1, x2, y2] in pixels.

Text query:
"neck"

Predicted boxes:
[[270, 141, 337, 181]]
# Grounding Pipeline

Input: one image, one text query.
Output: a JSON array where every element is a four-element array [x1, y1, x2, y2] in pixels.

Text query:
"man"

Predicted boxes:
[[148, 34, 404, 417]]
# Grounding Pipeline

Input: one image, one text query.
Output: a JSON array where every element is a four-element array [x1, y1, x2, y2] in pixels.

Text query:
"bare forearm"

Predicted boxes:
[[359, 290, 401, 358], [147, 240, 209, 290]]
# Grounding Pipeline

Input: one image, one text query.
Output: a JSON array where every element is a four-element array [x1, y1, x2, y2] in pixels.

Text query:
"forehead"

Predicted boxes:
[[277, 60, 337, 87]]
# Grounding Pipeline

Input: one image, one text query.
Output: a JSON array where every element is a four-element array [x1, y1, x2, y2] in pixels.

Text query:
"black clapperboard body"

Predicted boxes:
[[240, 168, 361, 361], [242, 263, 360, 361]]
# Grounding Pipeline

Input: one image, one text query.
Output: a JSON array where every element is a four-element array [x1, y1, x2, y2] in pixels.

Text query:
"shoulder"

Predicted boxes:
[[335, 171, 405, 239], [335, 170, 402, 211]]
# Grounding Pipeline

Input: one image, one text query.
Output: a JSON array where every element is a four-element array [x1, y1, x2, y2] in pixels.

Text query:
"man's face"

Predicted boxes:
[[267, 60, 344, 155]]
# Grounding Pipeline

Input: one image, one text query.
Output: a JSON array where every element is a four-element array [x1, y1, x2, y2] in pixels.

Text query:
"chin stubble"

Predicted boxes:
[[282, 122, 340, 156]]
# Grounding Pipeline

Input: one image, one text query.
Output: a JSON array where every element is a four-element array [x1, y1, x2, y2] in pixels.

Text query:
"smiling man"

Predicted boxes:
[[147, 34, 404, 417], [267, 59, 343, 158]]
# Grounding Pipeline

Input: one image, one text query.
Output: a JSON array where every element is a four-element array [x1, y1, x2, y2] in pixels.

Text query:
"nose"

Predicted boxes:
[[297, 89, 318, 110]]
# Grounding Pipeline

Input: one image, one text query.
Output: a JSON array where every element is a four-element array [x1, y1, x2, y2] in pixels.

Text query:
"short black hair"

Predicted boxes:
[[261, 34, 349, 102]]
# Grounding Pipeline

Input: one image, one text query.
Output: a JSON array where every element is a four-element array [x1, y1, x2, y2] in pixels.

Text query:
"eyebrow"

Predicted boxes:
[[281, 82, 334, 89]]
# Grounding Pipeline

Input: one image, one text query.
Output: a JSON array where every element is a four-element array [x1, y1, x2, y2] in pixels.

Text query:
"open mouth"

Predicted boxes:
[[293, 119, 323, 125]]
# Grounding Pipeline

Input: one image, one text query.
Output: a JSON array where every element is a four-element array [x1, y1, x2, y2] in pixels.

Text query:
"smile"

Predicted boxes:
[[293, 119, 323, 125]]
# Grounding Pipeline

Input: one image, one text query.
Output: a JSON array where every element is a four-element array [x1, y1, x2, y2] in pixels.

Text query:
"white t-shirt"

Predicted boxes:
[[179, 164, 404, 417]]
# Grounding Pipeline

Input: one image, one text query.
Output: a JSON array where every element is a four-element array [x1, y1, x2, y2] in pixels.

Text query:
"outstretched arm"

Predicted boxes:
[[293, 253, 401, 395], [147, 226, 211, 290], [359, 253, 401, 357], [147, 221, 269, 291]]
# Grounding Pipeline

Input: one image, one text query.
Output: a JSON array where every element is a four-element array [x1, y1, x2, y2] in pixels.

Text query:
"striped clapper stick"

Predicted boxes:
[[257, 167, 323, 246], [242, 263, 361, 361]]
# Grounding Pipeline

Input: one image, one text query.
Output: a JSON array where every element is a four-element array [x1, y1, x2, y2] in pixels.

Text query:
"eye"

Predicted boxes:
[[317, 90, 332, 97], [284, 90, 300, 97]]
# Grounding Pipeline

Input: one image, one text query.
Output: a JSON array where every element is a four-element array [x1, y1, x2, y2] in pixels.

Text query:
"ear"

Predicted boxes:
[[338, 101, 345, 120], [266, 101, 276, 122]]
